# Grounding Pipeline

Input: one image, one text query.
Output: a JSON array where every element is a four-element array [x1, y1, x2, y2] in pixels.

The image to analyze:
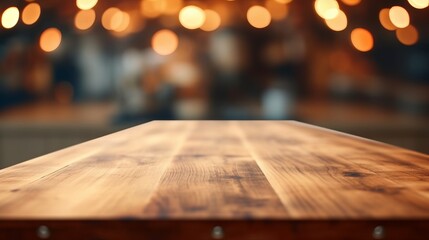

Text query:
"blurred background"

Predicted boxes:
[[0, 0, 428, 168]]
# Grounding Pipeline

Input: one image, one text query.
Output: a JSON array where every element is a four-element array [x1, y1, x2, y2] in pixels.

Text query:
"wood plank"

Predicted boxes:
[[236, 121, 429, 218], [0, 121, 194, 217], [142, 121, 288, 218]]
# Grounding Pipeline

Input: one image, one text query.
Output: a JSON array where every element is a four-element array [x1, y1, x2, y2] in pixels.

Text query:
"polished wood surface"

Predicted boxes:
[[0, 121, 428, 239]]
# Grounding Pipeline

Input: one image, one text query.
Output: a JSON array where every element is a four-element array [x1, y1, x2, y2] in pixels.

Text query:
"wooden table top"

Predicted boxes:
[[0, 121, 428, 239]]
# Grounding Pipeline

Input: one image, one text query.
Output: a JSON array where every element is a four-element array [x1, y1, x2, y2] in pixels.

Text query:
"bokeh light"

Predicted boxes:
[[212, 3, 233, 26], [341, 0, 361, 6], [325, 10, 347, 31], [407, 0, 429, 9], [247, 6, 272, 29], [379, 8, 397, 31], [22, 3, 41, 25], [40, 28, 62, 52], [1, 7, 20, 29], [389, 6, 410, 29], [179, 5, 206, 30], [314, 0, 340, 20], [110, 10, 124, 31], [201, 10, 221, 32], [274, 0, 292, 3], [122, 10, 145, 34], [75, 9, 96, 31], [151, 29, 179, 55], [396, 25, 419, 45], [163, 0, 184, 15], [76, 0, 98, 10], [265, 0, 289, 21], [140, 0, 164, 18], [112, 11, 130, 32], [102, 7, 120, 30], [350, 28, 374, 52]]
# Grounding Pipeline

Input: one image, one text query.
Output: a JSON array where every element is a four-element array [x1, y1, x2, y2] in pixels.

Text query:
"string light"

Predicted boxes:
[[247, 6, 271, 29], [350, 28, 374, 52], [40, 28, 62, 52], [22, 3, 41, 25], [1, 7, 20, 29], [1, 0, 423, 56]]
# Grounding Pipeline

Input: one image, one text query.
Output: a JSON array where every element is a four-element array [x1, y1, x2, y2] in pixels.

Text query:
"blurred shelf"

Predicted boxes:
[[0, 100, 427, 169], [297, 100, 428, 130], [296, 100, 429, 154], [0, 102, 117, 127], [0, 102, 125, 169]]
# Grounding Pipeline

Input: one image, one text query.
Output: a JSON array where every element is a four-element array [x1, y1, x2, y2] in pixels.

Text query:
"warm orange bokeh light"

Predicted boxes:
[[396, 25, 419, 46], [274, 0, 292, 3], [113, 11, 130, 32], [201, 10, 221, 32], [163, 0, 184, 15], [151, 29, 179, 55], [110, 10, 123, 31], [2, 7, 20, 29], [379, 8, 397, 31], [350, 28, 374, 52], [140, 0, 163, 18], [341, 0, 361, 6], [76, 0, 98, 10], [120, 10, 144, 35], [247, 6, 271, 29], [211, 3, 233, 26], [75, 9, 96, 30], [140, 0, 183, 17], [102, 7, 120, 30], [325, 10, 347, 31], [40, 28, 62, 52], [275, 0, 292, 4], [389, 6, 410, 29], [22, 3, 41, 25], [179, 5, 206, 29], [408, 0, 429, 9], [101, 8, 131, 33], [265, 0, 289, 21], [314, 0, 339, 20]]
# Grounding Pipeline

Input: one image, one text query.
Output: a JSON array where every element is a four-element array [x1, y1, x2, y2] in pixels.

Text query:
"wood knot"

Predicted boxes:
[[343, 171, 364, 178]]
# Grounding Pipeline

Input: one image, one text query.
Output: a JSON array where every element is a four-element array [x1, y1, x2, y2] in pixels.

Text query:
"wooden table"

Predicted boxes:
[[0, 121, 428, 239]]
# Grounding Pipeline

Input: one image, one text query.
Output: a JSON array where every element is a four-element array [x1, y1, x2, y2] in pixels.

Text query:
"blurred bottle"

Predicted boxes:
[[262, 81, 295, 119]]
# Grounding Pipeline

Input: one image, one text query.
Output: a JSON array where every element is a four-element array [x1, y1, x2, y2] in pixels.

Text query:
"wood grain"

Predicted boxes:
[[0, 121, 428, 239]]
